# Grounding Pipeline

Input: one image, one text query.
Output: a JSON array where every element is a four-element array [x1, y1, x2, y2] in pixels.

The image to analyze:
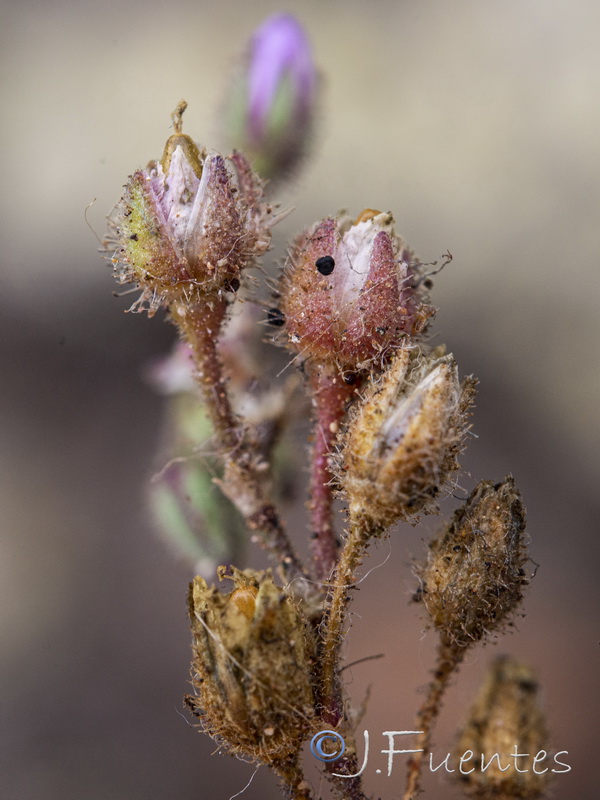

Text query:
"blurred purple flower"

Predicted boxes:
[[223, 13, 318, 183], [247, 13, 315, 140]]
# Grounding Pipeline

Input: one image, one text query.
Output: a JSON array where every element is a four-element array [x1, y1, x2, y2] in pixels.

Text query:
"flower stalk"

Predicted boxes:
[[104, 39, 543, 794], [405, 477, 530, 798], [308, 363, 356, 580]]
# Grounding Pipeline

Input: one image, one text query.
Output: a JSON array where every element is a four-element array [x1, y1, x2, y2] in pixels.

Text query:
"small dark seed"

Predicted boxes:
[[267, 308, 286, 327], [224, 277, 240, 293], [316, 255, 335, 275], [129, 233, 138, 241]]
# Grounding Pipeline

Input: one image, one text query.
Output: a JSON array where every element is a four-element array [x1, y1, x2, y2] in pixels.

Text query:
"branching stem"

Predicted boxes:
[[403, 641, 466, 800]]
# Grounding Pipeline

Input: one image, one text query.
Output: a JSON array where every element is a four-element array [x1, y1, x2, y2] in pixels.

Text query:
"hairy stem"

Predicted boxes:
[[315, 510, 376, 800], [176, 296, 307, 584], [308, 364, 355, 581], [220, 459, 308, 584], [403, 641, 466, 800], [274, 758, 314, 800], [324, 748, 369, 800], [320, 510, 375, 725], [176, 295, 238, 450]]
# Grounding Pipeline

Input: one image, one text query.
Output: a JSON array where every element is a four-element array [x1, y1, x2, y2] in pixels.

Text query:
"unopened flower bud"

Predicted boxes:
[[224, 13, 317, 182], [416, 478, 529, 649], [279, 211, 435, 370], [185, 567, 315, 764], [109, 102, 272, 315], [146, 381, 245, 578], [454, 656, 550, 799], [341, 347, 476, 527]]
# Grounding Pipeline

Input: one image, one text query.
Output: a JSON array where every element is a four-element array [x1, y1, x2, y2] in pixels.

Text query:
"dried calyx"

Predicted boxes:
[[455, 655, 550, 799], [340, 346, 477, 529], [108, 101, 274, 316], [415, 477, 529, 650], [279, 209, 435, 371], [186, 566, 315, 765]]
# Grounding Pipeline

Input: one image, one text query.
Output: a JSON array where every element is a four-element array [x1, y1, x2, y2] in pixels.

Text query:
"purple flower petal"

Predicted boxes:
[[247, 13, 315, 139]]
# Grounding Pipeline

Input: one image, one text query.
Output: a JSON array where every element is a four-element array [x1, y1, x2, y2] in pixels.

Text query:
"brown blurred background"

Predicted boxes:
[[1, 0, 599, 798]]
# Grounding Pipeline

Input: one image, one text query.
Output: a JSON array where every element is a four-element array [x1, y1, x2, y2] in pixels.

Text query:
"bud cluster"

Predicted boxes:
[[104, 15, 548, 797]]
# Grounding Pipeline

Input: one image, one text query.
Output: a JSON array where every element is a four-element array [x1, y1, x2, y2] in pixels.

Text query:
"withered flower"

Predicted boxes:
[[455, 656, 550, 799], [108, 102, 273, 316], [279, 210, 435, 370], [341, 347, 476, 528], [185, 567, 315, 765], [416, 477, 529, 649]]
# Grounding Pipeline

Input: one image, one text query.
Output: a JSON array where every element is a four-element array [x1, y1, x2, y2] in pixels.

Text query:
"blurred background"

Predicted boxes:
[[1, 0, 599, 797]]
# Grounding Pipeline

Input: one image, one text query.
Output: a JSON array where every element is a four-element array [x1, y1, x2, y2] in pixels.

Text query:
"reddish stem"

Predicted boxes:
[[177, 295, 238, 451], [176, 295, 307, 584], [308, 364, 355, 581]]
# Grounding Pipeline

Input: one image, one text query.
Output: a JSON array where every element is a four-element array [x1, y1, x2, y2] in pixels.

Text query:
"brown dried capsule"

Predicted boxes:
[[454, 656, 551, 799], [416, 477, 529, 649], [185, 566, 315, 765], [341, 347, 476, 528]]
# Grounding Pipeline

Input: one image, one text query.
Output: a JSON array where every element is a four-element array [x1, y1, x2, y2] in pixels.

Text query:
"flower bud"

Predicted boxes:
[[279, 211, 435, 370], [147, 386, 246, 579], [109, 102, 273, 315], [341, 347, 476, 527], [415, 478, 528, 649], [454, 656, 550, 799], [185, 567, 315, 764], [223, 13, 317, 182]]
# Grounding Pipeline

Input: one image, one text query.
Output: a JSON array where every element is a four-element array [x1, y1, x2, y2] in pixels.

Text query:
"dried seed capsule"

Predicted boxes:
[[341, 347, 476, 527], [186, 567, 315, 765], [416, 478, 528, 649], [454, 656, 551, 799], [280, 211, 435, 370], [108, 103, 273, 315]]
